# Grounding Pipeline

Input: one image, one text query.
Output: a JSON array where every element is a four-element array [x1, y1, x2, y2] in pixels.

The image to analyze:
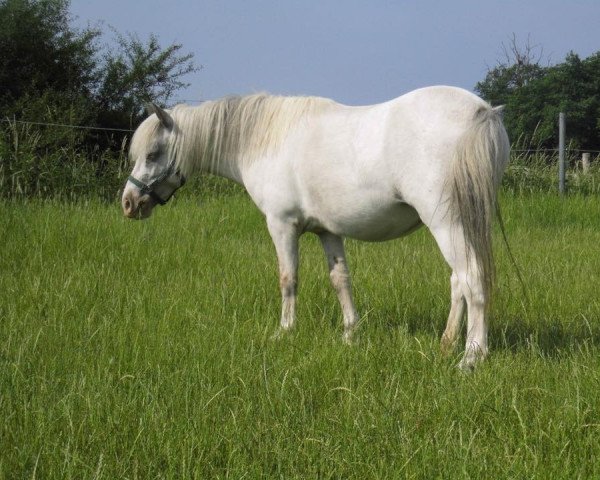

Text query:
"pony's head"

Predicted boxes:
[[121, 104, 186, 219]]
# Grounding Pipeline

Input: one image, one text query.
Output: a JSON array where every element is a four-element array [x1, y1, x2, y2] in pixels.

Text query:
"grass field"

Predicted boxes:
[[2, 191, 600, 478]]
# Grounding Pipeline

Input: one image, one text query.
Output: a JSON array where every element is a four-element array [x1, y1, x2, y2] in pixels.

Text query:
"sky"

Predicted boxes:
[[70, 0, 600, 106]]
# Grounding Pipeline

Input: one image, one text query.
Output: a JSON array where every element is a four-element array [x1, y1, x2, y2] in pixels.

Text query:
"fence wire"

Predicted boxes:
[[1, 118, 134, 133]]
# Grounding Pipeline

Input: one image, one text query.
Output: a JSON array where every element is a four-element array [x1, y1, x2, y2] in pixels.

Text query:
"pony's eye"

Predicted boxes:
[[146, 151, 159, 161]]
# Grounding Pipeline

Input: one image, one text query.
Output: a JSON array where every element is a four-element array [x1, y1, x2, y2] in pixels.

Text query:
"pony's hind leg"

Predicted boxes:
[[458, 269, 488, 369], [318, 232, 359, 343], [429, 224, 489, 369], [266, 216, 300, 336], [440, 271, 466, 356]]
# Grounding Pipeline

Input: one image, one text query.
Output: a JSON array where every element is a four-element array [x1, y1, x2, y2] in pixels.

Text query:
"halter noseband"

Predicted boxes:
[[127, 162, 186, 205]]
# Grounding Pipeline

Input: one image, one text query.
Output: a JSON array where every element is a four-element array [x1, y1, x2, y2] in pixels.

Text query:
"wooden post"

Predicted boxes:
[[582, 152, 590, 174], [558, 112, 566, 194]]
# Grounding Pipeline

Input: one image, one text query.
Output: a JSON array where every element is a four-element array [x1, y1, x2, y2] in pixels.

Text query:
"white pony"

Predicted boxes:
[[122, 86, 509, 369]]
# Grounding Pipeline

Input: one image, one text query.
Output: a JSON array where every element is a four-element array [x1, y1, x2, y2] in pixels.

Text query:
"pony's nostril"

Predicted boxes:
[[123, 194, 137, 217]]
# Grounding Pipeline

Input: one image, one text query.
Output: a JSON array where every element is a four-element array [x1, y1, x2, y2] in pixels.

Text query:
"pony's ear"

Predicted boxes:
[[146, 102, 174, 130]]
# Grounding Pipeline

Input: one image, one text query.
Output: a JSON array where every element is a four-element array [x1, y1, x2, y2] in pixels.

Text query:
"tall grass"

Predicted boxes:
[[503, 150, 600, 195], [1, 193, 600, 478], [0, 121, 128, 201], [501, 131, 600, 195]]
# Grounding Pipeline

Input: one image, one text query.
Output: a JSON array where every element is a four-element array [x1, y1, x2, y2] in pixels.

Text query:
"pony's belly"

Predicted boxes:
[[312, 202, 422, 242]]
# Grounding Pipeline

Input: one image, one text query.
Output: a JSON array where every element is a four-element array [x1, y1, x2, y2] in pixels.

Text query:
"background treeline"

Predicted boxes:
[[476, 36, 600, 151], [1, 1, 599, 200]]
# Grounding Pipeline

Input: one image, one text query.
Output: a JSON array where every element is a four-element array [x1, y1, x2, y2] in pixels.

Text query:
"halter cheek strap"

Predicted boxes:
[[127, 163, 186, 205]]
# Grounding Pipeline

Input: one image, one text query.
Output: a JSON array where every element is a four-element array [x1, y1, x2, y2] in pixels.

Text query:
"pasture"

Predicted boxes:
[[2, 189, 600, 478]]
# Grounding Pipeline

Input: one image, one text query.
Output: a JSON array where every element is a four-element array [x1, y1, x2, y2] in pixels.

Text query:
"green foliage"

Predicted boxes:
[[0, 0, 198, 194], [96, 31, 197, 132], [0, 0, 98, 111], [0, 0, 198, 129], [476, 62, 545, 108], [502, 148, 600, 196], [0, 120, 127, 200], [0, 0, 99, 153], [476, 41, 600, 150]]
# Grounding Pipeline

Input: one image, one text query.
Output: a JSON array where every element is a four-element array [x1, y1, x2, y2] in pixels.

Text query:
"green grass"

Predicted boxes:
[[2, 192, 600, 479]]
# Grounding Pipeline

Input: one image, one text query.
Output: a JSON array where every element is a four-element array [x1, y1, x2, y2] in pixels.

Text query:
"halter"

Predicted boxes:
[[127, 162, 186, 205]]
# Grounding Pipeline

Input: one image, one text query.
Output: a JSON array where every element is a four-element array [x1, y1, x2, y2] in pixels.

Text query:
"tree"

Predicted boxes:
[[0, 0, 98, 106], [475, 35, 547, 107], [476, 37, 600, 150], [0, 0, 198, 150], [95, 31, 197, 132], [0, 0, 99, 149]]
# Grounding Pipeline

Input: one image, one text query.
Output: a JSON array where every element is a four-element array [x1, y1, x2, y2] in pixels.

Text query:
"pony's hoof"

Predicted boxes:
[[457, 360, 475, 374], [342, 330, 355, 345], [458, 353, 485, 372], [270, 327, 290, 341]]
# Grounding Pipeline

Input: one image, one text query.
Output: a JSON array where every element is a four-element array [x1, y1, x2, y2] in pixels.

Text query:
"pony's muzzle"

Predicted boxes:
[[122, 189, 154, 219]]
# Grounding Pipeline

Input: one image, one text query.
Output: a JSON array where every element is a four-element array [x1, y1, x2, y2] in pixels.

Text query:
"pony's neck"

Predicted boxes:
[[202, 153, 244, 185]]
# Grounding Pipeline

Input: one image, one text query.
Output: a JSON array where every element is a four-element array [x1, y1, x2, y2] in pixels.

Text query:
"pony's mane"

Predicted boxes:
[[167, 93, 335, 176]]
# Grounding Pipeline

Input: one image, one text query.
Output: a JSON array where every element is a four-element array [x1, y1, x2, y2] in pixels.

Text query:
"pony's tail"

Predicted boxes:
[[450, 105, 510, 304]]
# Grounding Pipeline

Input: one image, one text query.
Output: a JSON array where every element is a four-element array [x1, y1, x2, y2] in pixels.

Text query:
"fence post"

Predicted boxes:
[[558, 112, 566, 194], [582, 152, 590, 174]]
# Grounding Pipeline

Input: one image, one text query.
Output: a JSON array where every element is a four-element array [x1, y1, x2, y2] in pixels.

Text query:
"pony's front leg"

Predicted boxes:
[[318, 232, 359, 343], [267, 217, 300, 336]]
